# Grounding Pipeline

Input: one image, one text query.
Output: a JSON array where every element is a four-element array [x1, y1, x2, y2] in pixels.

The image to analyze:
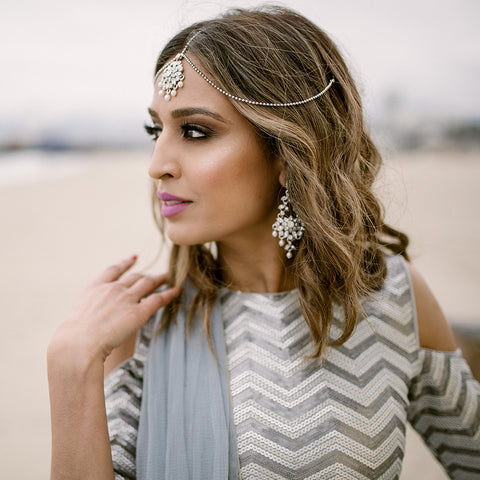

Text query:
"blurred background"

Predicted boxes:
[[1, 0, 479, 478]]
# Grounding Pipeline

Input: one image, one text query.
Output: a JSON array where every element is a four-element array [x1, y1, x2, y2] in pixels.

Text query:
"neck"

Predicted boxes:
[[216, 236, 295, 293]]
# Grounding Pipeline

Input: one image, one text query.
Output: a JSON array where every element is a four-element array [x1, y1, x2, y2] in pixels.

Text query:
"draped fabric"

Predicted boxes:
[[135, 285, 240, 480]]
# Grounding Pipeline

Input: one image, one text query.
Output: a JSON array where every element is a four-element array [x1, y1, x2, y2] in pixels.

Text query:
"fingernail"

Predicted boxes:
[[130, 254, 138, 261]]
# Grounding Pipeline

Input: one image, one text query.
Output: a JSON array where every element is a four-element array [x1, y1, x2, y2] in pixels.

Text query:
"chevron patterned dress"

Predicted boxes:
[[105, 255, 480, 479]]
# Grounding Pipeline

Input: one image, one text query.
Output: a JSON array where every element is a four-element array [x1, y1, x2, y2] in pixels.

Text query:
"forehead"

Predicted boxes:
[[150, 55, 238, 118]]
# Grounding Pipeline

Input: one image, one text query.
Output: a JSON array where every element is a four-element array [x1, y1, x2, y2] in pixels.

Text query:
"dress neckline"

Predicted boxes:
[[218, 286, 299, 301]]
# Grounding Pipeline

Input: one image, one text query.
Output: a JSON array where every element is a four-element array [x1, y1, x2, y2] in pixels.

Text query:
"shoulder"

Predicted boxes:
[[404, 261, 457, 352]]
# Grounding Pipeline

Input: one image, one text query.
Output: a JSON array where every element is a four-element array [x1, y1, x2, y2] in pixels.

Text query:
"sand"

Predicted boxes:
[[1, 148, 478, 478]]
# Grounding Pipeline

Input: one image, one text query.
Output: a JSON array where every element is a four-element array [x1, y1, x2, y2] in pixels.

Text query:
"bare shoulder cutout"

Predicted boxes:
[[406, 262, 456, 352]]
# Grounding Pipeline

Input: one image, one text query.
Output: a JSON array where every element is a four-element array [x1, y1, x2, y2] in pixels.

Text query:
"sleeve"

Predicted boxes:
[[407, 348, 480, 479], [104, 317, 155, 480]]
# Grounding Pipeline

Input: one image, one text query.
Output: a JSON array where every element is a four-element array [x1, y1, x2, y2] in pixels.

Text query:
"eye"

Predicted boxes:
[[144, 123, 161, 141], [181, 123, 212, 140]]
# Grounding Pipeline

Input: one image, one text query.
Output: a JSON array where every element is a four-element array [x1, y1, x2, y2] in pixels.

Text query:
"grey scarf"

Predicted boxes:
[[136, 284, 240, 479]]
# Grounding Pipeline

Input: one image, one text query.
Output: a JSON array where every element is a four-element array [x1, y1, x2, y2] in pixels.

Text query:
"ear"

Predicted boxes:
[[278, 165, 287, 187]]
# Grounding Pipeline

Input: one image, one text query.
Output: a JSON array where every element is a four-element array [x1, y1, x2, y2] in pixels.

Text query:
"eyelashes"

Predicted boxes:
[[144, 124, 160, 141], [143, 122, 214, 142], [183, 123, 213, 139]]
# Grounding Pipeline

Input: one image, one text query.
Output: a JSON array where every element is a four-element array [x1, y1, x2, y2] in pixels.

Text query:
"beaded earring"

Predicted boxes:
[[272, 185, 305, 259]]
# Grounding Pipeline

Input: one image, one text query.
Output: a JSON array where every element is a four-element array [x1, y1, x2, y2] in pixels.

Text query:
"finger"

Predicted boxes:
[[118, 273, 144, 288], [129, 273, 169, 299], [93, 255, 138, 284], [137, 286, 183, 318]]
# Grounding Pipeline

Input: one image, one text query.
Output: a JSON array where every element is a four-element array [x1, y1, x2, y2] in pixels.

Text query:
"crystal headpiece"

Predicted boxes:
[[155, 33, 335, 107]]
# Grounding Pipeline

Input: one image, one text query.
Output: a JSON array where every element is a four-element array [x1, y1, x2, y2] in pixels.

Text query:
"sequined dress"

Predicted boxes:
[[105, 256, 480, 479]]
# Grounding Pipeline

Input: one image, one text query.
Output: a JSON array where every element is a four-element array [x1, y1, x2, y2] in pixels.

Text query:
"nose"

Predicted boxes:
[[148, 135, 181, 180]]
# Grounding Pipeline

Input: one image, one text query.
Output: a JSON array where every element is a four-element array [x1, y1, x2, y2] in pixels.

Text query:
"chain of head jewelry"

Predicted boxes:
[[182, 55, 334, 107], [155, 32, 335, 107]]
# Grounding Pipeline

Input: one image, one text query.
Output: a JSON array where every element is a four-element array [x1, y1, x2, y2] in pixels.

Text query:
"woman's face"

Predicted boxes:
[[147, 56, 285, 248]]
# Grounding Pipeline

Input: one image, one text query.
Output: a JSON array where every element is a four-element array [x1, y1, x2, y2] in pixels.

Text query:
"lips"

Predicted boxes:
[[157, 191, 192, 218]]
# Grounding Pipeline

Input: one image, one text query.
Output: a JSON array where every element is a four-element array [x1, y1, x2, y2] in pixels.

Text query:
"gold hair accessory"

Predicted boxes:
[[155, 33, 334, 106]]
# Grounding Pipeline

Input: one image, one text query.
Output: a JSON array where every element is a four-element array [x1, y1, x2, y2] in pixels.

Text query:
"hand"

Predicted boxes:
[[48, 255, 181, 367]]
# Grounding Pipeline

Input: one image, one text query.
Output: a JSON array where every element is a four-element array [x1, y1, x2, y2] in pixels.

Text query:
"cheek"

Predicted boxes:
[[185, 133, 279, 214], [190, 144, 256, 194]]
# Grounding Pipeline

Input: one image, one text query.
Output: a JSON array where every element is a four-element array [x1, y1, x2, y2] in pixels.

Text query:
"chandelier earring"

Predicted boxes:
[[272, 185, 305, 259]]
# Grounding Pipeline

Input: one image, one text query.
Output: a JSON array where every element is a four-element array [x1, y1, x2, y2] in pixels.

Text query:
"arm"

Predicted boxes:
[[406, 262, 480, 478], [47, 256, 181, 480], [407, 262, 456, 352], [48, 352, 113, 479]]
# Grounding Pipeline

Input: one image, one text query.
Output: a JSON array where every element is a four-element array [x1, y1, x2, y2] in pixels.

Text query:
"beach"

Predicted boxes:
[[1, 148, 479, 478]]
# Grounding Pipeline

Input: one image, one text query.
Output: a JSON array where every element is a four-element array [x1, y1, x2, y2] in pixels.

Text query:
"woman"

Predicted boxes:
[[47, 6, 480, 479]]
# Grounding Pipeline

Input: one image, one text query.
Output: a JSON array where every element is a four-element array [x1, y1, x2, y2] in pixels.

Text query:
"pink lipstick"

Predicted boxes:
[[157, 191, 192, 218]]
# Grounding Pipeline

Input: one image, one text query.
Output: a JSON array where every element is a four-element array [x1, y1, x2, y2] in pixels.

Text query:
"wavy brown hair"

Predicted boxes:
[[152, 6, 409, 357]]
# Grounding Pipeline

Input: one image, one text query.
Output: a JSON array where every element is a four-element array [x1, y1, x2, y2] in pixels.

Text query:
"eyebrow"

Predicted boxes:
[[147, 107, 230, 124]]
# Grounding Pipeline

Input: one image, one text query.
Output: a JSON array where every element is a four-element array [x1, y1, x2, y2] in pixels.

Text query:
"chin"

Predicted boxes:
[[165, 226, 214, 247]]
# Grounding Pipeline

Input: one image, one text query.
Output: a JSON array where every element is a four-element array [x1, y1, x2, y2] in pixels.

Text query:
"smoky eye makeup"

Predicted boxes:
[[144, 123, 161, 141], [180, 121, 215, 140], [143, 121, 216, 141]]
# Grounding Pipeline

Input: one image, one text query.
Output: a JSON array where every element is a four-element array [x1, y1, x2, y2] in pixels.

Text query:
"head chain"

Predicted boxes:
[[155, 32, 334, 107]]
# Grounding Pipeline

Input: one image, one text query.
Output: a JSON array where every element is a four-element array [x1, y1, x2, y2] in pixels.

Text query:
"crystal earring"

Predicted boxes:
[[272, 185, 305, 259]]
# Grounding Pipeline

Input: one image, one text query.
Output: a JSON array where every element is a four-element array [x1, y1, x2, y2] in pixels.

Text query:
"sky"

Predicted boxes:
[[1, 0, 479, 145]]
